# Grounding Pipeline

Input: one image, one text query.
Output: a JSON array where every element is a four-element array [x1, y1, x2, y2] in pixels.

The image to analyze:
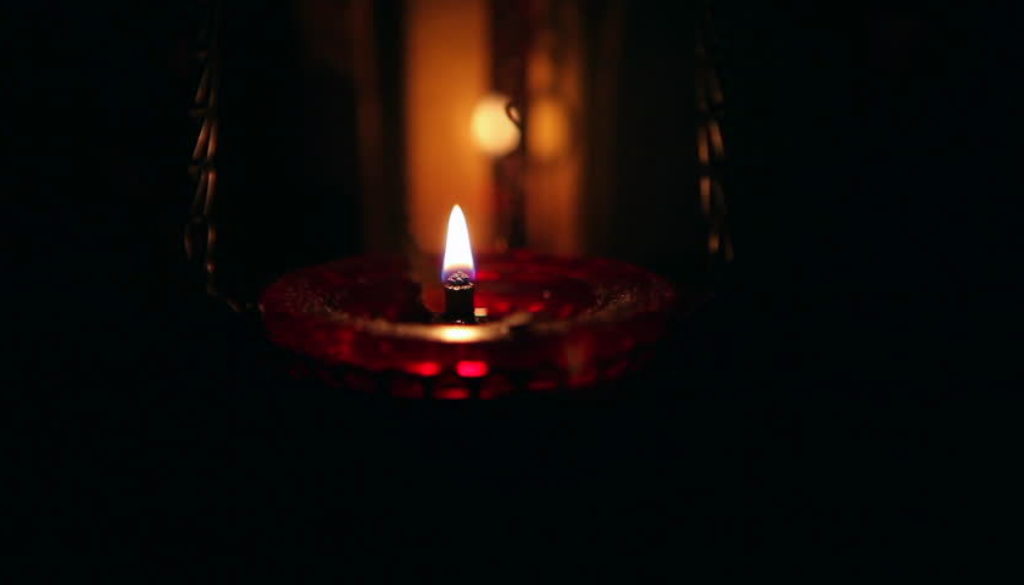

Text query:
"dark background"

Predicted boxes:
[[5, 0, 1022, 565]]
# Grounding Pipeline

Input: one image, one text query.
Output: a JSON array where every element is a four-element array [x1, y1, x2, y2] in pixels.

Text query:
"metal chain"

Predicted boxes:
[[181, 3, 728, 302], [696, 4, 734, 263], [183, 1, 252, 312]]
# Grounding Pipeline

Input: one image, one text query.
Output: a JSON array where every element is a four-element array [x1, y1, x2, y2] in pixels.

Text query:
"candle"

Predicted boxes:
[[441, 204, 476, 323], [261, 250, 678, 396], [261, 206, 678, 397]]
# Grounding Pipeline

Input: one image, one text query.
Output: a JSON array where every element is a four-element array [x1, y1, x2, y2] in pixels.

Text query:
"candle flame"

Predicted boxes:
[[442, 204, 475, 281]]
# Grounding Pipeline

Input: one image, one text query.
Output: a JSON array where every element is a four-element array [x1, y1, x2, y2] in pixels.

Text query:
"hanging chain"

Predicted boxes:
[[696, 4, 734, 263], [183, 1, 252, 312]]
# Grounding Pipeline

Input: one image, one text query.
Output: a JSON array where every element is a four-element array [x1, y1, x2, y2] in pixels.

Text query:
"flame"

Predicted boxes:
[[442, 204, 475, 281]]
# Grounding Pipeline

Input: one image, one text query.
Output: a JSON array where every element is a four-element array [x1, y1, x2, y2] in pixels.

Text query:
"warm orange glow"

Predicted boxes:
[[471, 93, 520, 157], [442, 204, 475, 280], [528, 97, 570, 161], [435, 325, 487, 343], [406, 0, 493, 254], [524, 22, 584, 255]]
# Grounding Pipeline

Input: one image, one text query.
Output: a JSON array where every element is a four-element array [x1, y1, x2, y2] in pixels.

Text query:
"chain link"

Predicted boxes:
[[696, 5, 734, 263], [183, 1, 252, 313]]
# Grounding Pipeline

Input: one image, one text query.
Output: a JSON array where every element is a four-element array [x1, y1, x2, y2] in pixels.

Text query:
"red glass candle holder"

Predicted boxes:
[[260, 251, 681, 398]]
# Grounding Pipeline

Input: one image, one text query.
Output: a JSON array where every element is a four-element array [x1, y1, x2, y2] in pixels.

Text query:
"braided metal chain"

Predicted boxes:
[[696, 5, 734, 263], [183, 2, 251, 312]]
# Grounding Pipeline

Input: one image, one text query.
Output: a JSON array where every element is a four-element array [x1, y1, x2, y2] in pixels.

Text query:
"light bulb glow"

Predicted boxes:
[[470, 93, 520, 157]]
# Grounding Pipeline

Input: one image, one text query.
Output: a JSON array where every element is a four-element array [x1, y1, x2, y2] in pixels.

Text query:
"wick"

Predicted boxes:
[[445, 270, 473, 288], [443, 269, 476, 324]]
